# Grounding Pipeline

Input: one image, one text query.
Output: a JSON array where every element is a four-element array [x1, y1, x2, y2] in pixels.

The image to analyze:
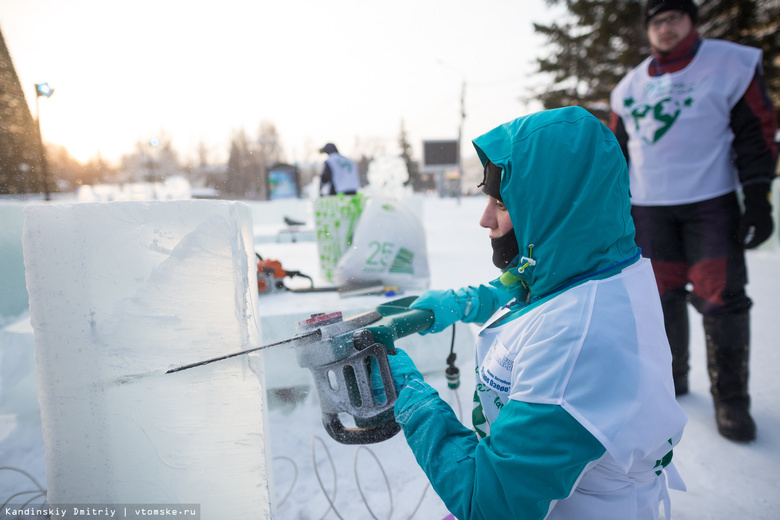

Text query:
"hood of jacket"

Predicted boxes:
[[472, 106, 639, 303]]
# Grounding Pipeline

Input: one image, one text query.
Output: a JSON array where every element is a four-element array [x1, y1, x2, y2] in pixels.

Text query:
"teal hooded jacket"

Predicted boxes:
[[475, 105, 640, 309], [391, 107, 658, 520]]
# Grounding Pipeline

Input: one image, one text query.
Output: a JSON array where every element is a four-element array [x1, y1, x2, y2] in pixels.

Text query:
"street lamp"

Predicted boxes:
[[34, 82, 54, 200], [456, 79, 465, 203], [436, 60, 466, 202]]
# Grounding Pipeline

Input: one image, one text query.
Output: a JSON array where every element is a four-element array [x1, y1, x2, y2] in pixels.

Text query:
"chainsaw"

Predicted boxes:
[[257, 253, 320, 294], [167, 296, 434, 445]]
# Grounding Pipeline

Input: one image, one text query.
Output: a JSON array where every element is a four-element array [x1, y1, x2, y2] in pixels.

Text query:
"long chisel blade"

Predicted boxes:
[[166, 330, 321, 374]]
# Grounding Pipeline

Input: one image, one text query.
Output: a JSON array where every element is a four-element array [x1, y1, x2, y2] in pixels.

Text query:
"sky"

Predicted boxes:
[[0, 0, 561, 167]]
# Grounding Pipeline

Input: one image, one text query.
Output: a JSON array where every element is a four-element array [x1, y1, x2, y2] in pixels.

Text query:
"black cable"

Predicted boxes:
[[445, 324, 460, 389], [285, 270, 315, 289]]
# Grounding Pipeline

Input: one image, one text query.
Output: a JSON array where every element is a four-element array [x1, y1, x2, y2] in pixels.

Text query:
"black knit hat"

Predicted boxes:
[[644, 0, 698, 27], [319, 143, 338, 154], [478, 160, 503, 202]]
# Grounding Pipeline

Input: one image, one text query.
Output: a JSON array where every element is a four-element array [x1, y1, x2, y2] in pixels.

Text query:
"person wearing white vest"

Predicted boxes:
[[609, 0, 778, 442], [388, 107, 687, 520], [318, 142, 360, 196]]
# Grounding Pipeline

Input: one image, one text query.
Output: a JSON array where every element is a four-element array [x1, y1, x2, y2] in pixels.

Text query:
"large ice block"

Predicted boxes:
[[22, 200, 271, 518]]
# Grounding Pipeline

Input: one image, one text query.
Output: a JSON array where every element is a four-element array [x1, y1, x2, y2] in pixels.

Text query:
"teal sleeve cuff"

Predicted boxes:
[[462, 284, 514, 324], [410, 285, 513, 335]]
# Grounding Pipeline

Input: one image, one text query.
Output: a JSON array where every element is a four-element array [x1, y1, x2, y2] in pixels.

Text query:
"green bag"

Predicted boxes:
[[313, 193, 366, 283]]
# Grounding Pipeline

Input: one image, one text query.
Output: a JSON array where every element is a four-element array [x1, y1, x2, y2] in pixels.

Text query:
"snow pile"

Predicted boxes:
[[21, 200, 271, 517], [75, 176, 192, 202]]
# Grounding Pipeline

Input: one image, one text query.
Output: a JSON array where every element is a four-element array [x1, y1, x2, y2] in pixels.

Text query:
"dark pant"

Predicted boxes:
[[631, 192, 752, 315], [632, 194, 754, 422]]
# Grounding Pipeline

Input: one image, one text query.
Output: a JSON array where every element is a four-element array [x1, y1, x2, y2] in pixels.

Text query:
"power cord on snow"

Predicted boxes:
[[311, 435, 343, 520], [306, 435, 433, 520], [272, 456, 298, 508], [354, 446, 393, 520], [0, 466, 47, 511]]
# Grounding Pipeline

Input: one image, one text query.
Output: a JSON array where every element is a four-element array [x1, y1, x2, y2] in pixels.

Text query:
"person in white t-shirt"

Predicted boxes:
[[318, 143, 360, 196], [609, 0, 778, 442]]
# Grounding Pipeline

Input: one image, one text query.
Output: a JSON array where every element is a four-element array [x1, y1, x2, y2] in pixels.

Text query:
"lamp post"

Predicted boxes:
[[436, 60, 466, 202], [34, 82, 54, 200], [456, 79, 465, 203]]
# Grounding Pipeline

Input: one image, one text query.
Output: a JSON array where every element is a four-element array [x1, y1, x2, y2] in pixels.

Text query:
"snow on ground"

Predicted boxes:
[[2, 195, 780, 519]]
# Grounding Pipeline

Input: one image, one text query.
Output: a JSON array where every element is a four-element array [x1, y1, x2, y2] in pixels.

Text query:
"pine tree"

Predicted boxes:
[[398, 120, 419, 188], [225, 133, 247, 198], [533, 0, 780, 122], [398, 120, 434, 192], [696, 0, 780, 120], [0, 28, 45, 194], [532, 0, 647, 122]]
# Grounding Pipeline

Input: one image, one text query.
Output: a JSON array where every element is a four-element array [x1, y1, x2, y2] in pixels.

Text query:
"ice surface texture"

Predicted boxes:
[[22, 200, 271, 517]]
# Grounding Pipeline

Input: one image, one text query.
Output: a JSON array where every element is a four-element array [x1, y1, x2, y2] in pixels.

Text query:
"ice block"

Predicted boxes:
[[22, 200, 271, 518]]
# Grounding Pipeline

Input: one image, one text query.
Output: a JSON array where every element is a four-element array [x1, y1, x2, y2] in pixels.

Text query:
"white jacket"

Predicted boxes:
[[475, 259, 687, 519]]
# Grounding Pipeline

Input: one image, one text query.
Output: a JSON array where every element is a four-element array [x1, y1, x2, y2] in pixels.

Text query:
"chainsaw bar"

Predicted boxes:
[[165, 330, 321, 374], [165, 309, 383, 374]]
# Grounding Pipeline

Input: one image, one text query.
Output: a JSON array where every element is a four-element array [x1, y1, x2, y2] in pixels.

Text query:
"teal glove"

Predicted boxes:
[[389, 348, 441, 428], [411, 286, 513, 335], [409, 289, 467, 334], [388, 348, 425, 392]]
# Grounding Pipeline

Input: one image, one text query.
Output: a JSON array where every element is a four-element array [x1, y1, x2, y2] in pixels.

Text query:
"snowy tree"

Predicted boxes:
[[119, 133, 182, 184], [224, 122, 285, 200], [0, 28, 44, 194], [398, 119, 435, 192], [532, 0, 780, 122]]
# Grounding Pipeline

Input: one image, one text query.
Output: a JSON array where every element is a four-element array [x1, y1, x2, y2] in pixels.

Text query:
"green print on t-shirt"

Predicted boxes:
[[624, 95, 693, 144]]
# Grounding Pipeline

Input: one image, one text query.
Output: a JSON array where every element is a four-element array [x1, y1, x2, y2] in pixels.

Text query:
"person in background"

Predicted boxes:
[[609, 0, 778, 442], [389, 107, 687, 520], [318, 142, 360, 196]]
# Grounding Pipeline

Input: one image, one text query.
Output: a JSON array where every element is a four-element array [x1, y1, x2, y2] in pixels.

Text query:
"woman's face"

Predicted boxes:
[[479, 196, 513, 239]]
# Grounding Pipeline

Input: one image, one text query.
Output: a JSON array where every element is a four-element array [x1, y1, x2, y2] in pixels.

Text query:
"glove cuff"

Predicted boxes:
[[742, 183, 772, 211], [395, 379, 440, 424]]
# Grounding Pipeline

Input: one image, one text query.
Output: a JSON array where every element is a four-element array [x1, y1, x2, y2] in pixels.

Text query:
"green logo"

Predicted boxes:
[[389, 247, 414, 274], [624, 95, 693, 144]]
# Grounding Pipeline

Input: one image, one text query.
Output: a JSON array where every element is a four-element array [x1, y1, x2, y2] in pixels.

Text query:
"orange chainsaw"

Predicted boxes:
[[256, 253, 324, 294]]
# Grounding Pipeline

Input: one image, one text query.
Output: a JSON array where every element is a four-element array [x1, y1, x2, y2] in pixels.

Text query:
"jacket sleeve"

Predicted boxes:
[[395, 382, 606, 520], [609, 111, 630, 166], [730, 66, 779, 188], [320, 162, 332, 184], [464, 284, 514, 324], [319, 162, 334, 196]]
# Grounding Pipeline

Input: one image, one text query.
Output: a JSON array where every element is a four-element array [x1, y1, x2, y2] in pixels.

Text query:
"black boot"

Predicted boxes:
[[703, 312, 756, 442], [662, 295, 690, 396]]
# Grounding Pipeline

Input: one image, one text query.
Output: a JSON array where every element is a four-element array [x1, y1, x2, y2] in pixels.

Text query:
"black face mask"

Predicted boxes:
[[491, 229, 519, 269]]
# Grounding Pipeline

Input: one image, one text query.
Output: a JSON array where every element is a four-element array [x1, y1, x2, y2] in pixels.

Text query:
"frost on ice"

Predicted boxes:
[[22, 200, 271, 517]]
